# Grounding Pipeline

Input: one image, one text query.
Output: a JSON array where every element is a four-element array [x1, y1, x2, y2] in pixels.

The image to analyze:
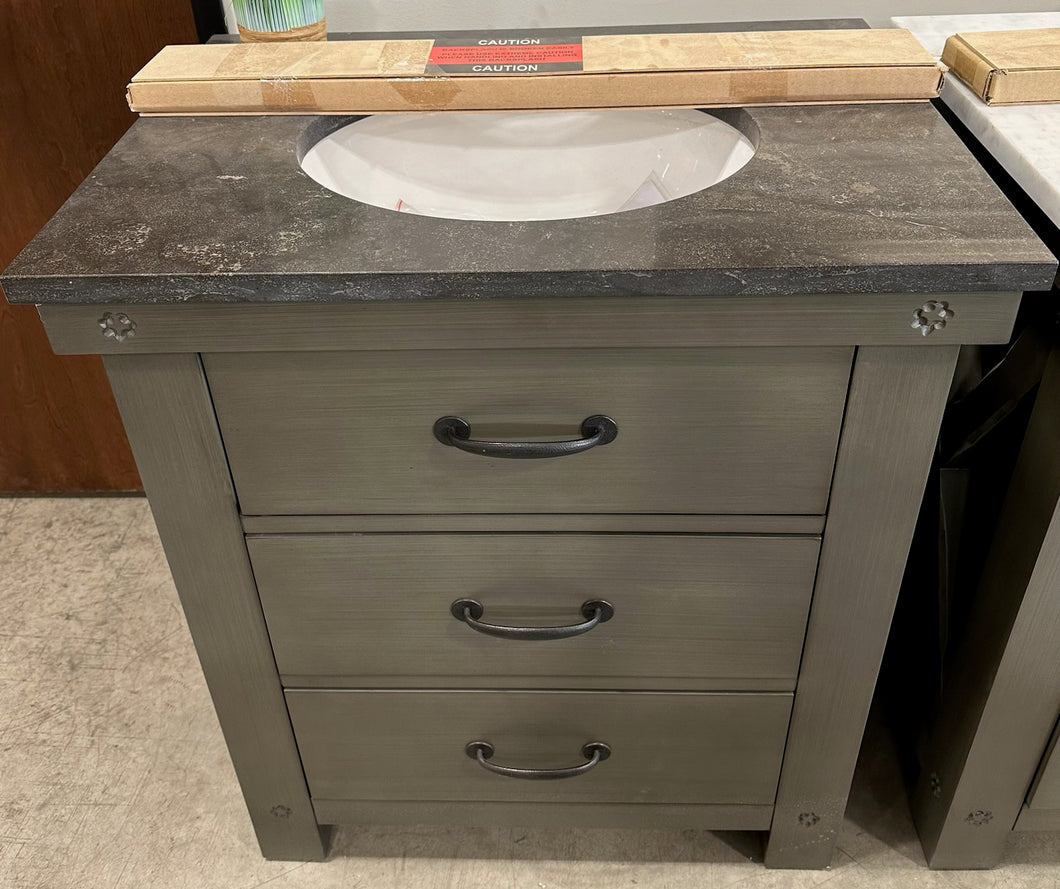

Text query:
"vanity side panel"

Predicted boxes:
[[766, 345, 960, 868], [1027, 721, 1060, 812], [103, 352, 327, 861]]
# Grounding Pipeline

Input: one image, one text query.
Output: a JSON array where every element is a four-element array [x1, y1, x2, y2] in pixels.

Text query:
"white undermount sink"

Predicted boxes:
[[298, 109, 758, 222]]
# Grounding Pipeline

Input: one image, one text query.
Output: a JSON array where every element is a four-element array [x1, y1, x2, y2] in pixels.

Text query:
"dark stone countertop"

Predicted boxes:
[[2, 52, 1056, 304]]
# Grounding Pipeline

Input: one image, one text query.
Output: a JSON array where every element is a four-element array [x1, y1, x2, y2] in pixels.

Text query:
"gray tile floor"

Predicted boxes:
[[0, 497, 1057, 889]]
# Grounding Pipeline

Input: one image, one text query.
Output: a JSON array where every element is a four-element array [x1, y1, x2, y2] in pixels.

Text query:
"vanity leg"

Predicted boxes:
[[910, 346, 1060, 869], [765, 346, 959, 868], [104, 353, 328, 861]]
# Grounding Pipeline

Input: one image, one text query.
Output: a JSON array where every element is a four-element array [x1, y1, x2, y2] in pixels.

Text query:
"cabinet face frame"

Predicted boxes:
[[103, 353, 327, 861], [765, 344, 959, 867], [42, 293, 1017, 354], [87, 294, 976, 866]]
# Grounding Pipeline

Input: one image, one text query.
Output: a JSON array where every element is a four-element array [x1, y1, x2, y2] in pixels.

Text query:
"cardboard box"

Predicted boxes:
[[942, 28, 1060, 105], [127, 28, 944, 115]]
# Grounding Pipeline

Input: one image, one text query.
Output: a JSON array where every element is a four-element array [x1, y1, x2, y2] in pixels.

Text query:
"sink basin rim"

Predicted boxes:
[[296, 107, 760, 222]]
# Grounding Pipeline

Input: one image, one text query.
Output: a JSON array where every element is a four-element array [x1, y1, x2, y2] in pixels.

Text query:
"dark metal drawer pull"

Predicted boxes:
[[433, 415, 617, 458], [466, 741, 611, 780], [450, 598, 614, 640]]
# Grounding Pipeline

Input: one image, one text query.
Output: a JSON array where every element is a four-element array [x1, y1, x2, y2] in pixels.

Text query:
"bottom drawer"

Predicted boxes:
[[286, 690, 791, 806]]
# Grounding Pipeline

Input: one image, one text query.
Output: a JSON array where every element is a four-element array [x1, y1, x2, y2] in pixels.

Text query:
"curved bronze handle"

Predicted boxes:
[[451, 599, 614, 640], [433, 415, 617, 458], [466, 741, 611, 780]]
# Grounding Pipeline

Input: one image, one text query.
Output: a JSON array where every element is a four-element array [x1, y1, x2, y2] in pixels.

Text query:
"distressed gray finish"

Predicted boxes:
[[102, 354, 327, 861], [284, 689, 792, 804], [204, 347, 850, 516], [2, 107, 1055, 304], [765, 345, 960, 868], [248, 534, 818, 688], [1015, 805, 1060, 831], [911, 346, 1060, 869], [36, 294, 1023, 354], [1028, 723, 1060, 811], [242, 513, 826, 534], [311, 800, 774, 831]]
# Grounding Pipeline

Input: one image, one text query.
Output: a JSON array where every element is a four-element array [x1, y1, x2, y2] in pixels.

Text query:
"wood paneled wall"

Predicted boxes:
[[0, 0, 199, 491]]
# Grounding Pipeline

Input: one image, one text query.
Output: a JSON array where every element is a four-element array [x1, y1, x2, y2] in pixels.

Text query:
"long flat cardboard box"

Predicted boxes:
[[127, 29, 944, 115], [941, 28, 1060, 105]]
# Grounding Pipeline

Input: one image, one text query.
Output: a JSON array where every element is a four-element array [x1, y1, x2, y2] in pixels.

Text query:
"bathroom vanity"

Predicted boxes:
[[2, 52, 1055, 867]]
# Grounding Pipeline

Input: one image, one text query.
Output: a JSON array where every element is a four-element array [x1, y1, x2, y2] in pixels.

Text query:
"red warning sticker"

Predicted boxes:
[[427, 36, 584, 74]]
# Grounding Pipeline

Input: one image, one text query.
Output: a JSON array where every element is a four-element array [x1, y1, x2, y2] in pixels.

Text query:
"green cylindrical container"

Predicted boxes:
[[233, 0, 327, 42]]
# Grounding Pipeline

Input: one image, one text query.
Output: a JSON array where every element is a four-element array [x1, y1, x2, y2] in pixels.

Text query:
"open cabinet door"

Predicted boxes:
[[0, 0, 201, 491]]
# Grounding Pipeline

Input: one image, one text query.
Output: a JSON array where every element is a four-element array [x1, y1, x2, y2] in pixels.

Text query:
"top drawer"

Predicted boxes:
[[204, 347, 850, 516]]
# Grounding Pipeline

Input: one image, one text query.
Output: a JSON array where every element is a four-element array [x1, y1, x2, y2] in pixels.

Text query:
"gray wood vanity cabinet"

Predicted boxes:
[[2, 97, 1055, 869], [3, 298, 1020, 867]]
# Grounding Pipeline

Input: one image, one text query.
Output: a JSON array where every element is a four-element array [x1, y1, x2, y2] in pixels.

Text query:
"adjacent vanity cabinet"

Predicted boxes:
[[909, 339, 1060, 866], [2, 96, 1055, 869], [910, 337, 1060, 867]]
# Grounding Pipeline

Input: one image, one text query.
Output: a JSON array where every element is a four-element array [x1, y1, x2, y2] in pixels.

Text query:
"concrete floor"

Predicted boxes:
[[0, 496, 1057, 889]]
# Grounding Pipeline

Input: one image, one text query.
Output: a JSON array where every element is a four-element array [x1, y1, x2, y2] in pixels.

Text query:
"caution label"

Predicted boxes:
[[427, 35, 584, 74]]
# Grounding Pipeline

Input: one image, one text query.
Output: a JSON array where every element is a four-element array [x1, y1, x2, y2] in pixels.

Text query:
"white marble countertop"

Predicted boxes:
[[894, 13, 1060, 231]]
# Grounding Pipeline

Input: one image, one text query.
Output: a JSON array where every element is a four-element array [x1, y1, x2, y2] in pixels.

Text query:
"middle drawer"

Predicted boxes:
[[249, 533, 819, 690]]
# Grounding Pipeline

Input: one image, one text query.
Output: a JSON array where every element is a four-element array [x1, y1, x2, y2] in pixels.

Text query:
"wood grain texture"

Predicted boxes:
[[242, 513, 826, 535], [249, 534, 818, 687], [279, 675, 796, 693], [911, 346, 1060, 869], [1014, 805, 1060, 832], [1028, 723, 1060, 811], [102, 354, 327, 860], [285, 689, 791, 805], [312, 799, 774, 831], [204, 347, 851, 516], [38, 293, 1021, 355], [0, 0, 196, 491], [765, 345, 960, 869]]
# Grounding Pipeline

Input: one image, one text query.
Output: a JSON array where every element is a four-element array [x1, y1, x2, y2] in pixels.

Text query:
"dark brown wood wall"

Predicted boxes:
[[0, 0, 199, 492]]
